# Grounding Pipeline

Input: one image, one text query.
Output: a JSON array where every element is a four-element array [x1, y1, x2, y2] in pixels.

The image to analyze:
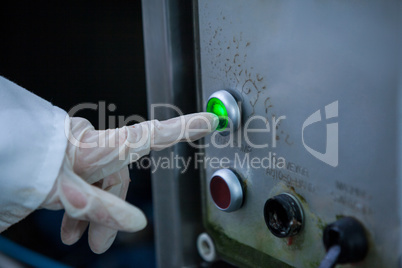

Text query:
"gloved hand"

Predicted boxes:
[[41, 112, 218, 254]]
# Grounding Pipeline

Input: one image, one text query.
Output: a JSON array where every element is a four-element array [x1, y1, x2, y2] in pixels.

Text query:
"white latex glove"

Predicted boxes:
[[41, 112, 218, 254]]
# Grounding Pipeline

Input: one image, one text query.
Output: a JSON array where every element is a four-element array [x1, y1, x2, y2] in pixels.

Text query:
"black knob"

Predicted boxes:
[[263, 193, 304, 238], [319, 217, 368, 268]]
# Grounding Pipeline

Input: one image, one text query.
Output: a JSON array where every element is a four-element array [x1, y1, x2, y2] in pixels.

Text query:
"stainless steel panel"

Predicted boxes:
[[198, 1, 400, 267]]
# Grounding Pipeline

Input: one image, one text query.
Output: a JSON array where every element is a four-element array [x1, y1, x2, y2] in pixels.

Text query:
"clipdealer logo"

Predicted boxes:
[[302, 101, 339, 167]]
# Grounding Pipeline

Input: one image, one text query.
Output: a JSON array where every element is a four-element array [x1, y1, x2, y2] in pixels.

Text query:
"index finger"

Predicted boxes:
[[125, 112, 219, 159], [75, 112, 218, 182], [149, 112, 219, 150]]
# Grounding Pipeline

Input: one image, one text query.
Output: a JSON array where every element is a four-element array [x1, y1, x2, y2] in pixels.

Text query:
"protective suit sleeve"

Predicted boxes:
[[0, 76, 68, 231]]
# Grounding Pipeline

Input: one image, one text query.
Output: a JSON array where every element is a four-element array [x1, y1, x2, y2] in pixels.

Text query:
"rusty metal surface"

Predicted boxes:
[[198, 1, 400, 267]]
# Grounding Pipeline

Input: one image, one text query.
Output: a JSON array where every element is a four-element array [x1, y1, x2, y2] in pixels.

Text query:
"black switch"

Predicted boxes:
[[319, 217, 368, 268]]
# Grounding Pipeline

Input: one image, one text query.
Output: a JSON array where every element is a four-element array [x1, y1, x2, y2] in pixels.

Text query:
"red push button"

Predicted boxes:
[[210, 176, 231, 209], [209, 169, 243, 212]]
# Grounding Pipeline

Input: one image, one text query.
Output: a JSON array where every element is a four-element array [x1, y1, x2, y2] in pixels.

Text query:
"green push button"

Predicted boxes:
[[206, 98, 228, 131], [206, 90, 241, 132]]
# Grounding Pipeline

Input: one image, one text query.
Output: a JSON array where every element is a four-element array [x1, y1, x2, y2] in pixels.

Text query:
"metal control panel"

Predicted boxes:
[[197, 1, 400, 267]]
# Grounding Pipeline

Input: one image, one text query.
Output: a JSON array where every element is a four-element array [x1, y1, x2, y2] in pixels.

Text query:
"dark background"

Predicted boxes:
[[0, 1, 154, 267]]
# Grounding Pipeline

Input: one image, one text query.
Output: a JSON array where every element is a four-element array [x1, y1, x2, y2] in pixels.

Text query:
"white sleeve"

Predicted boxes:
[[0, 76, 69, 231]]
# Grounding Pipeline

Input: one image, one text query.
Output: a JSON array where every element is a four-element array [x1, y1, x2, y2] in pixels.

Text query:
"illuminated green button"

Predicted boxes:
[[206, 90, 241, 132], [206, 98, 228, 131]]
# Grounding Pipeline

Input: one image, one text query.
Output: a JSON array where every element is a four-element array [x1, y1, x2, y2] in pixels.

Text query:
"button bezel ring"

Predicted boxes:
[[209, 169, 243, 212]]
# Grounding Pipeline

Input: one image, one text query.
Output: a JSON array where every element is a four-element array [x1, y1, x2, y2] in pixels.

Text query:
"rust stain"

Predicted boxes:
[[224, 65, 232, 77], [206, 25, 294, 148], [233, 53, 240, 63], [285, 135, 294, 146], [264, 97, 271, 107], [265, 104, 273, 114], [233, 72, 239, 83]]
